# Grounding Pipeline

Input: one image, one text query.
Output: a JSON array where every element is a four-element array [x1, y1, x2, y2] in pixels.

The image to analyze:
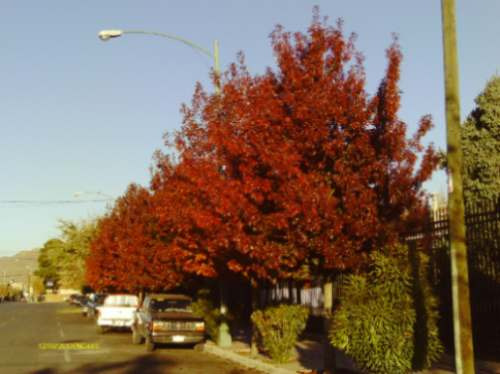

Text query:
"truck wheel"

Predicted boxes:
[[145, 335, 155, 352], [132, 326, 143, 345]]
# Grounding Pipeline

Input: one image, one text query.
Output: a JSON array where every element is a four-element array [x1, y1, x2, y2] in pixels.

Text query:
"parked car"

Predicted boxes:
[[132, 293, 205, 352], [96, 294, 139, 333], [82, 293, 106, 318]]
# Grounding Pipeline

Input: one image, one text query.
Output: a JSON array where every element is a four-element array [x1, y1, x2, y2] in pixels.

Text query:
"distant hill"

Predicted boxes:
[[0, 249, 39, 285]]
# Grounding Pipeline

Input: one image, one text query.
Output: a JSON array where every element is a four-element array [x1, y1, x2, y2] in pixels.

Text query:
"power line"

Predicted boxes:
[[0, 199, 112, 205]]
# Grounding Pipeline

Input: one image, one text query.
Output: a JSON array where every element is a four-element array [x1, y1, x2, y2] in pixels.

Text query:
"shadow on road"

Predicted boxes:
[[31, 354, 171, 374]]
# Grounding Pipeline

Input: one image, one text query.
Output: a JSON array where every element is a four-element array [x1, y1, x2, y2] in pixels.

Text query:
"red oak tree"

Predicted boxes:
[[153, 13, 439, 284], [86, 183, 182, 292]]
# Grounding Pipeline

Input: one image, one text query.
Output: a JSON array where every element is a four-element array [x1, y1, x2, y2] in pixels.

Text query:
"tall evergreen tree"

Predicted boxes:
[[462, 76, 500, 203]]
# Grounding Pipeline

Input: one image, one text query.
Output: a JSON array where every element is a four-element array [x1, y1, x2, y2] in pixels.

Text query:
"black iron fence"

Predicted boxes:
[[257, 197, 499, 356], [407, 197, 500, 358]]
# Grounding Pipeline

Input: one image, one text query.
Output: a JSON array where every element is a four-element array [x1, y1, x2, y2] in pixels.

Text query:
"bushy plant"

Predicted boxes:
[[329, 245, 443, 374], [251, 304, 309, 363], [0, 284, 8, 300], [191, 289, 229, 342]]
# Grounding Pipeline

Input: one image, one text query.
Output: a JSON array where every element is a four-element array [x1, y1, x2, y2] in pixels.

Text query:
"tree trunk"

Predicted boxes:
[[138, 289, 145, 306], [296, 281, 302, 305], [250, 284, 259, 356], [323, 277, 336, 373], [217, 280, 232, 347]]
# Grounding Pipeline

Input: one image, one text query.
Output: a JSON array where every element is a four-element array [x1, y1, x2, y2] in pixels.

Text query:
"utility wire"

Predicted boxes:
[[0, 199, 111, 205]]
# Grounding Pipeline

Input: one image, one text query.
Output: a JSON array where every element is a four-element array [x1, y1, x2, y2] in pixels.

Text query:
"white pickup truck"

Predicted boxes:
[[96, 294, 139, 333]]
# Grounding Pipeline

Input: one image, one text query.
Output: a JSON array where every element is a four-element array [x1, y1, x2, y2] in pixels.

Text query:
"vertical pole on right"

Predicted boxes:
[[440, 1, 475, 372]]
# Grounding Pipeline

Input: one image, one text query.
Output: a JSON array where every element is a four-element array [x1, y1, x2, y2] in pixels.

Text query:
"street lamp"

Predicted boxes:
[[97, 29, 123, 41], [96, 27, 229, 347], [97, 29, 220, 93]]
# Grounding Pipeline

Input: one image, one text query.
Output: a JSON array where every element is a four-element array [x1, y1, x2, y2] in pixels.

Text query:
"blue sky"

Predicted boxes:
[[1, 1, 499, 256]]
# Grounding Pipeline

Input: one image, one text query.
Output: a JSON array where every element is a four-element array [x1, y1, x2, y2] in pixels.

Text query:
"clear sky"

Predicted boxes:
[[1, 1, 499, 256]]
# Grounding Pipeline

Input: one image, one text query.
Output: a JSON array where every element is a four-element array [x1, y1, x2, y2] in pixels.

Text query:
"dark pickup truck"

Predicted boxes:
[[132, 293, 205, 352]]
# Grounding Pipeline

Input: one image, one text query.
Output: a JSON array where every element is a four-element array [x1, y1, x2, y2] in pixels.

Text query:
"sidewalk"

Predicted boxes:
[[203, 331, 500, 374], [203, 338, 359, 374]]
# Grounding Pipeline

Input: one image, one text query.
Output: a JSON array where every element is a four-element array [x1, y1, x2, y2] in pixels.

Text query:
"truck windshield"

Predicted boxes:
[[150, 299, 191, 312]]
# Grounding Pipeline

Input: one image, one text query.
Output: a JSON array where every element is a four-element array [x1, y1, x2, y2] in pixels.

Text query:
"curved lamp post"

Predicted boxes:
[[97, 29, 220, 93], [97, 28, 229, 347]]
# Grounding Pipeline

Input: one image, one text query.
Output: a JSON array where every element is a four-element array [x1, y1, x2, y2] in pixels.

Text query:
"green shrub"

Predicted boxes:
[[191, 289, 229, 342], [251, 304, 309, 363], [0, 284, 8, 299], [329, 245, 443, 374]]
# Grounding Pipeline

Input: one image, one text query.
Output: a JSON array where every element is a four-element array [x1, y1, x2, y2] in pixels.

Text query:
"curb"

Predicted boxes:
[[203, 342, 297, 374]]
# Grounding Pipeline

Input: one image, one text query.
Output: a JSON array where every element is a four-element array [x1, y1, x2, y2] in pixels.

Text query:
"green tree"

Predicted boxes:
[[0, 284, 9, 300], [57, 219, 99, 290], [462, 76, 500, 203], [36, 219, 99, 290], [35, 238, 64, 286], [31, 275, 46, 300]]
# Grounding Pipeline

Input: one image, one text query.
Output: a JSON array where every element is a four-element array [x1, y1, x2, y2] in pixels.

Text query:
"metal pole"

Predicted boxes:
[[102, 30, 220, 94], [213, 39, 220, 94], [441, 1, 475, 372], [217, 280, 232, 347], [121, 30, 213, 58]]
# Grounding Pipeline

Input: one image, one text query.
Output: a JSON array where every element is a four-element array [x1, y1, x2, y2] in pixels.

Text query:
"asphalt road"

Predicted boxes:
[[0, 302, 262, 374]]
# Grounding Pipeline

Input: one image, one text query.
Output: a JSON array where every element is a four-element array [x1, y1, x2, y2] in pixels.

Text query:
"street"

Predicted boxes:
[[0, 302, 261, 374]]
